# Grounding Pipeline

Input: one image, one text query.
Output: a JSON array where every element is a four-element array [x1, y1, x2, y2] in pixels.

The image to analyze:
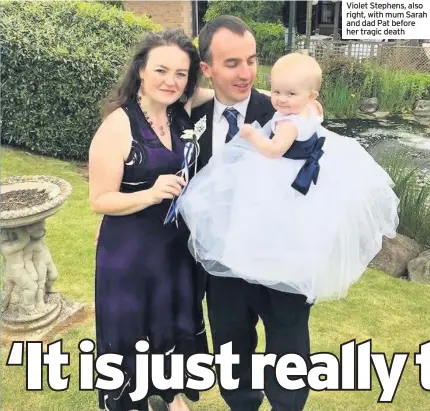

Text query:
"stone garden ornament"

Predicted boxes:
[[1, 175, 74, 337]]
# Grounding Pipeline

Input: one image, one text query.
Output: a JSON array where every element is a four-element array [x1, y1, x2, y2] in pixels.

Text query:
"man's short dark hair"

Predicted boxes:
[[199, 15, 253, 64]]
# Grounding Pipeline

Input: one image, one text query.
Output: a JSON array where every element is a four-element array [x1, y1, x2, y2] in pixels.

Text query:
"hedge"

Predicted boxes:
[[203, 1, 283, 25], [247, 21, 286, 64], [1, 1, 161, 161]]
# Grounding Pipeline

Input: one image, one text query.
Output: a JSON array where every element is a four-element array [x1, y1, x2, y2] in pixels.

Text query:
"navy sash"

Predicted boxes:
[[283, 132, 326, 195]]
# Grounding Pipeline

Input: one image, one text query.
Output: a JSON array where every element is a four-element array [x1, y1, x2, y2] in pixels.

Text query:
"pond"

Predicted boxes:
[[324, 116, 430, 184]]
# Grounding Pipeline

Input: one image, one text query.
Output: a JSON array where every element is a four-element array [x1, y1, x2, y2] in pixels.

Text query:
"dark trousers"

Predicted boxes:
[[207, 276, 311, 411]]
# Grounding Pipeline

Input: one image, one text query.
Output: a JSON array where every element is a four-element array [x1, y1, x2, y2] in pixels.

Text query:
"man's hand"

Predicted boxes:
[[313, 100, 324, 117]]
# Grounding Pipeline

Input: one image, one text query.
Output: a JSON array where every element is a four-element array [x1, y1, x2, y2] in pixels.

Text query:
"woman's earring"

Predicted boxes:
[[179, 93, 188, 103]]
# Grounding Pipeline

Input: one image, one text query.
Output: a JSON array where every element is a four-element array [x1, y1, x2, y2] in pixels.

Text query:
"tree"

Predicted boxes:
[[204, 0, 283, 24], [96, 0, 123, 9]]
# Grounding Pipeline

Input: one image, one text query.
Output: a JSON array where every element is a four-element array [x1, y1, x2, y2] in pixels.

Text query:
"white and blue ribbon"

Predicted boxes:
[[163, 137, 200, 226]]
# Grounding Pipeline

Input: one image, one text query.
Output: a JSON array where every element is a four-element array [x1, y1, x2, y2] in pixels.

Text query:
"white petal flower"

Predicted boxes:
[[180, 116, 207, 142], [181, 129, 195, 140]]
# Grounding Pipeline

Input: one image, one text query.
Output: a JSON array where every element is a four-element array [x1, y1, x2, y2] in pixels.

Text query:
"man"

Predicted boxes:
[[191, 16, 312, 411]]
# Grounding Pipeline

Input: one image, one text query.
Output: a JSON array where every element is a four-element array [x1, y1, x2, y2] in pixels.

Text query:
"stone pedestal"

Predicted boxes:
[[2, 292, 86, 344], [1, 175, 84, 342]]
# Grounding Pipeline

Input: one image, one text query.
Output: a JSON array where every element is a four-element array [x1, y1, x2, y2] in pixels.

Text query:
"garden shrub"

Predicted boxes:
[[319, 56, 430, 118], [1, 0, 161, 160]]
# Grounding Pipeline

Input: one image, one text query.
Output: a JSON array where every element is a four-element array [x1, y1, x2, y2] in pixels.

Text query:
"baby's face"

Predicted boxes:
[[26, 222, 45, 239], [270, 68, 316, 115]]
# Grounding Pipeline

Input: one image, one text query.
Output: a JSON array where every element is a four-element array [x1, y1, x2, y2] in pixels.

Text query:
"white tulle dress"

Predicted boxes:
[[177, 109, 399, 303]]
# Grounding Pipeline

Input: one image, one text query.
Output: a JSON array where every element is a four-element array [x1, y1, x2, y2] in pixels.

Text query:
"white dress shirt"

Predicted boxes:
[[212, 95, 251, 157]]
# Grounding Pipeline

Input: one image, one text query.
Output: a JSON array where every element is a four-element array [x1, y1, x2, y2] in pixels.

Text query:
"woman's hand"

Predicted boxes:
[[149, 174, 187, 204]]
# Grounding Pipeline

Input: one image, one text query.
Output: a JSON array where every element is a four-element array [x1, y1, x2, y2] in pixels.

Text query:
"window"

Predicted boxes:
[[319, 1, 335, 24]]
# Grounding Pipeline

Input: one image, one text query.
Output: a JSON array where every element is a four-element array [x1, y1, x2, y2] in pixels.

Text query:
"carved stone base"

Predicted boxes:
[[2, 292, 86, 344], [3, 291, 62, 327]]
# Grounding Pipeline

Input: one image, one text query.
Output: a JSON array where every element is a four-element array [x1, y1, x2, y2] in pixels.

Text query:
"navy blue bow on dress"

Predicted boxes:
[[283, 132, 326, 195]]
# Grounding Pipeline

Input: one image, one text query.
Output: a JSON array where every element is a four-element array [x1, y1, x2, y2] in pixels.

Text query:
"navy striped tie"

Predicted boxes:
[[223, 107, 239, 143]]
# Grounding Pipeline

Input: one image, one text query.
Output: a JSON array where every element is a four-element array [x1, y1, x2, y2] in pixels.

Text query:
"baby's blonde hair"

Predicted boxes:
[[272, 52, 322, 92]]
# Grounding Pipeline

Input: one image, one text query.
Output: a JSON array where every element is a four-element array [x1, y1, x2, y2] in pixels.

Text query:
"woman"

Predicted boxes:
[[89, 29, 214, 411]]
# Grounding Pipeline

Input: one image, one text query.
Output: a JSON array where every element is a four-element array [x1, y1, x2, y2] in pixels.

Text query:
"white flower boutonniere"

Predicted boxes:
[[181, 129, 195, 141], [180, 115, 207, 141]]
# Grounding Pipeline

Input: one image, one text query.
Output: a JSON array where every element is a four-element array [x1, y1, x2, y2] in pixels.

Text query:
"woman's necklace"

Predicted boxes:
[[137, 95, 172, 136]]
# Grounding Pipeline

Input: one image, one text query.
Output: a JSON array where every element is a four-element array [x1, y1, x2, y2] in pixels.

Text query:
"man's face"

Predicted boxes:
[[201, 29, 257, 106]]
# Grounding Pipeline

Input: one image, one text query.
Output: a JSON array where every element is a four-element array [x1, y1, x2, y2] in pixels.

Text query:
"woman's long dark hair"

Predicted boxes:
[[101, 28, 200, 120]]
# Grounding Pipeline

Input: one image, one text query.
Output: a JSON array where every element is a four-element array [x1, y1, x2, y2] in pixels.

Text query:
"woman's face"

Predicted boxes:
[[139, 45, 190, 106]]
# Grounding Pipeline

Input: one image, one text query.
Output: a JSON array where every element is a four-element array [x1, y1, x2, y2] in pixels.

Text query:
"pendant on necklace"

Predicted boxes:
[[138, 99, 170, 137]]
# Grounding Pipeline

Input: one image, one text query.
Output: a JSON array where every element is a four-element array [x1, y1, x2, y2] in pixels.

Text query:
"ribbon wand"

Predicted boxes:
[[163, 140, 197, 226], [163, 116, 206, 226]]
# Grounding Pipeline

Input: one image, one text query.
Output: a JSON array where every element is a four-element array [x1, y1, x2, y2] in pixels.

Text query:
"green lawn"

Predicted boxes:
[[2, 147, 430, 411]]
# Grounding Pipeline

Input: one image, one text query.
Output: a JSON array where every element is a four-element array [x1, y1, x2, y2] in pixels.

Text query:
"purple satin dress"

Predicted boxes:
[[95, 101, 207, 410]]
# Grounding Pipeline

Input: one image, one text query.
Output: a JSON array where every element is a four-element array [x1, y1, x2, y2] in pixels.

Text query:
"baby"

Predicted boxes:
[[241, 52, 324, 159], [178, 53, 399, 304]]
